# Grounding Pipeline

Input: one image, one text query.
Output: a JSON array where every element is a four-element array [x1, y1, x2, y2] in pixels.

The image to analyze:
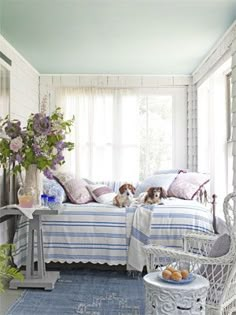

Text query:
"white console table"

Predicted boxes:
[[0, 207, 60, 291]]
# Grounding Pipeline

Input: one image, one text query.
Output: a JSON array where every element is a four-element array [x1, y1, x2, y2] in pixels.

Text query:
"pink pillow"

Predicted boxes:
[[54, 172, 93, 204], [168, 172, 210, 200]]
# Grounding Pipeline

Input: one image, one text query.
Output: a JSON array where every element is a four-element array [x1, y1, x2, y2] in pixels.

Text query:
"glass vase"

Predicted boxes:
[[24, 164, 42, 206]]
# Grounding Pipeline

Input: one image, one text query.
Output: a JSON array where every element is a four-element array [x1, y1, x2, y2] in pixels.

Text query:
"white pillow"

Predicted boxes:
[[87, 184, 116, 204], [135, 173, 177, 197]]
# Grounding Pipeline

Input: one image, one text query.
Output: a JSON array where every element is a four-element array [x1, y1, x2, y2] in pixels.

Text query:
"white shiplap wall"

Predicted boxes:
[[0, 35, 39, 244]]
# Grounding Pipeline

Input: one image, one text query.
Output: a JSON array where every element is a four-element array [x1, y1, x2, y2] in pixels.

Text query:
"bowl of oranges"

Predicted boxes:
[[159, 266, 195, 284]]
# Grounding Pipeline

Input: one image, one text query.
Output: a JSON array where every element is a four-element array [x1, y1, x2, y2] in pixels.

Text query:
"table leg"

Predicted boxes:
[[10, 215, 60, 290], [26, 220, 34, 278], [36, 216, 45, 278]]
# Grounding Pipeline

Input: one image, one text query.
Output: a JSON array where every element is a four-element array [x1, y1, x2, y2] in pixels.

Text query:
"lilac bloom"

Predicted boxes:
[[15, 153, 23, 163], [50, 159, 57, 170], [56, 141, 66, 152], [55, 153, 64, 163], [43, 168, 53, 179], [32, 143, 42, 157]]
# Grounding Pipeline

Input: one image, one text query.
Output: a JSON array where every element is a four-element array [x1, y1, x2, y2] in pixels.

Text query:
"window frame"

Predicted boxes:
[[226, 71, 232, 142]]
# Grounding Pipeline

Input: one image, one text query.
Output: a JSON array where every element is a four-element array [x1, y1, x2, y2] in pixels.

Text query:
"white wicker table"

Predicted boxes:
[[143, 272, 209, 315]]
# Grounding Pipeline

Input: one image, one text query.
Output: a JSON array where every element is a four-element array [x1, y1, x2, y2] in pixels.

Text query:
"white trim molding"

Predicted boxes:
[[193, 21, 236, 85], [39, 74, 191, 114]]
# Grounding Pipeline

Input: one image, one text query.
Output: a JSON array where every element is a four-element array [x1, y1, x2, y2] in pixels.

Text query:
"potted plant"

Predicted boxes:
[[0, 244, 23, 292]]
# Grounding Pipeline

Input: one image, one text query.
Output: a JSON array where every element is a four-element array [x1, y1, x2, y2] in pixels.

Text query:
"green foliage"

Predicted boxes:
[[0, 244, 24, 292]]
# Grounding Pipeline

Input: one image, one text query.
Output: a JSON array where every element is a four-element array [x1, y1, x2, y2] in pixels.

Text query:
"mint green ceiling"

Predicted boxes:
[[1, 0, 236, 74]]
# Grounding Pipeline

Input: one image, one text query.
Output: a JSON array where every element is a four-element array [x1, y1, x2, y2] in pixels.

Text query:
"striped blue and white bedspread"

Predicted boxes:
[[12, 198, 214, 268], [127, 198, 214, 249], [13, 202, 127, 267]]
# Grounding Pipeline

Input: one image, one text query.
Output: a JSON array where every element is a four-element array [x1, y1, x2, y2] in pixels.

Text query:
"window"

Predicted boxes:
[[139, 95, 172, 180], [197, 58, 232, 214], [57, 87, 186, 181]]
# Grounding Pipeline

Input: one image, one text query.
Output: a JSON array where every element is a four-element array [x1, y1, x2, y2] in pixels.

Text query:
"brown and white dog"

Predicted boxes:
[[113, 183, 136, 207], [144, 187, 167, 205]]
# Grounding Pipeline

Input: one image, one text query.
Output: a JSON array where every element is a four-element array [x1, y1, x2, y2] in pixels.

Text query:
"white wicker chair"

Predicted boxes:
[[143, 192, 236, 315]]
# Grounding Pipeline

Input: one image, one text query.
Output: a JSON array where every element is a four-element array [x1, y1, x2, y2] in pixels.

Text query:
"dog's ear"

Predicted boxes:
[[147, 187, 154, 198], [160, 187, 167, 199], [128, 184, 136, 194], [119, 184, 126, 194]]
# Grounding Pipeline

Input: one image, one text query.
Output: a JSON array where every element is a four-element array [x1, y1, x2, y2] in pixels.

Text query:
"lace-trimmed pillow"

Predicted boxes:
[[167, 172, 210, 200], [54, 172, 93, 204]]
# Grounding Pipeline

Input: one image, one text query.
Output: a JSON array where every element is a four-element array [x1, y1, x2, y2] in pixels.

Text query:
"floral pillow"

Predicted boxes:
[[167, 172, 210, 200], [86, 184, 116, 204], [54, 172, 93, 204], [43, 178, 67, 203]]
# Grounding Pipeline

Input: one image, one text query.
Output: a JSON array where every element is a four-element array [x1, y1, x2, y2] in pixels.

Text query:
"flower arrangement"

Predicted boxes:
[[0, 108, 74, 178]]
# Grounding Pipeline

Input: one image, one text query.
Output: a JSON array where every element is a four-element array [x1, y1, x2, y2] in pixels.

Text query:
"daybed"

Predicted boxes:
[[12, 171, 217, 270]]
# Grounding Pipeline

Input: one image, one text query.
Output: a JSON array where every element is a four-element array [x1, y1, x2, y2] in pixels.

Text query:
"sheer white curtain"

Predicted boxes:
[[56, 88, 140, 181]]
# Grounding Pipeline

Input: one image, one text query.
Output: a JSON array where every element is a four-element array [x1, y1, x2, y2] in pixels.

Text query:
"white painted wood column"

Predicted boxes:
[[187, 83, 198, 172], [232, 38, 236, 192]]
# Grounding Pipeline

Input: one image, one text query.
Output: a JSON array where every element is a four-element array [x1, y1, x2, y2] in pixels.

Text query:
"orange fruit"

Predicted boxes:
[[181, 270, 189, 279], [171, 271, 182, 281], [162, 269, 172, 280]]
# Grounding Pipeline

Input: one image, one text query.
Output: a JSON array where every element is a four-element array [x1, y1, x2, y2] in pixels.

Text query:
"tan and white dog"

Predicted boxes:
[[113, 183, 136, 208], [144, 187, 167, 205]]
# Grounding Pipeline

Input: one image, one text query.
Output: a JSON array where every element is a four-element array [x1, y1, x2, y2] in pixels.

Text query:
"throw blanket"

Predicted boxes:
[[127, 205, 153, 271]]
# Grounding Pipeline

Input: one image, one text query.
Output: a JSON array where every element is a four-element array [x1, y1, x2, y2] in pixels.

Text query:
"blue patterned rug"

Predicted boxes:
[[7, 269, 145, 315]]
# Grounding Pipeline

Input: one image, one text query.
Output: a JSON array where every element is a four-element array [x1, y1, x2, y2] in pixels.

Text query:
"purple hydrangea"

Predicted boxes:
[[33, 113, 51, 135], [5, 121, 22, 138]]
